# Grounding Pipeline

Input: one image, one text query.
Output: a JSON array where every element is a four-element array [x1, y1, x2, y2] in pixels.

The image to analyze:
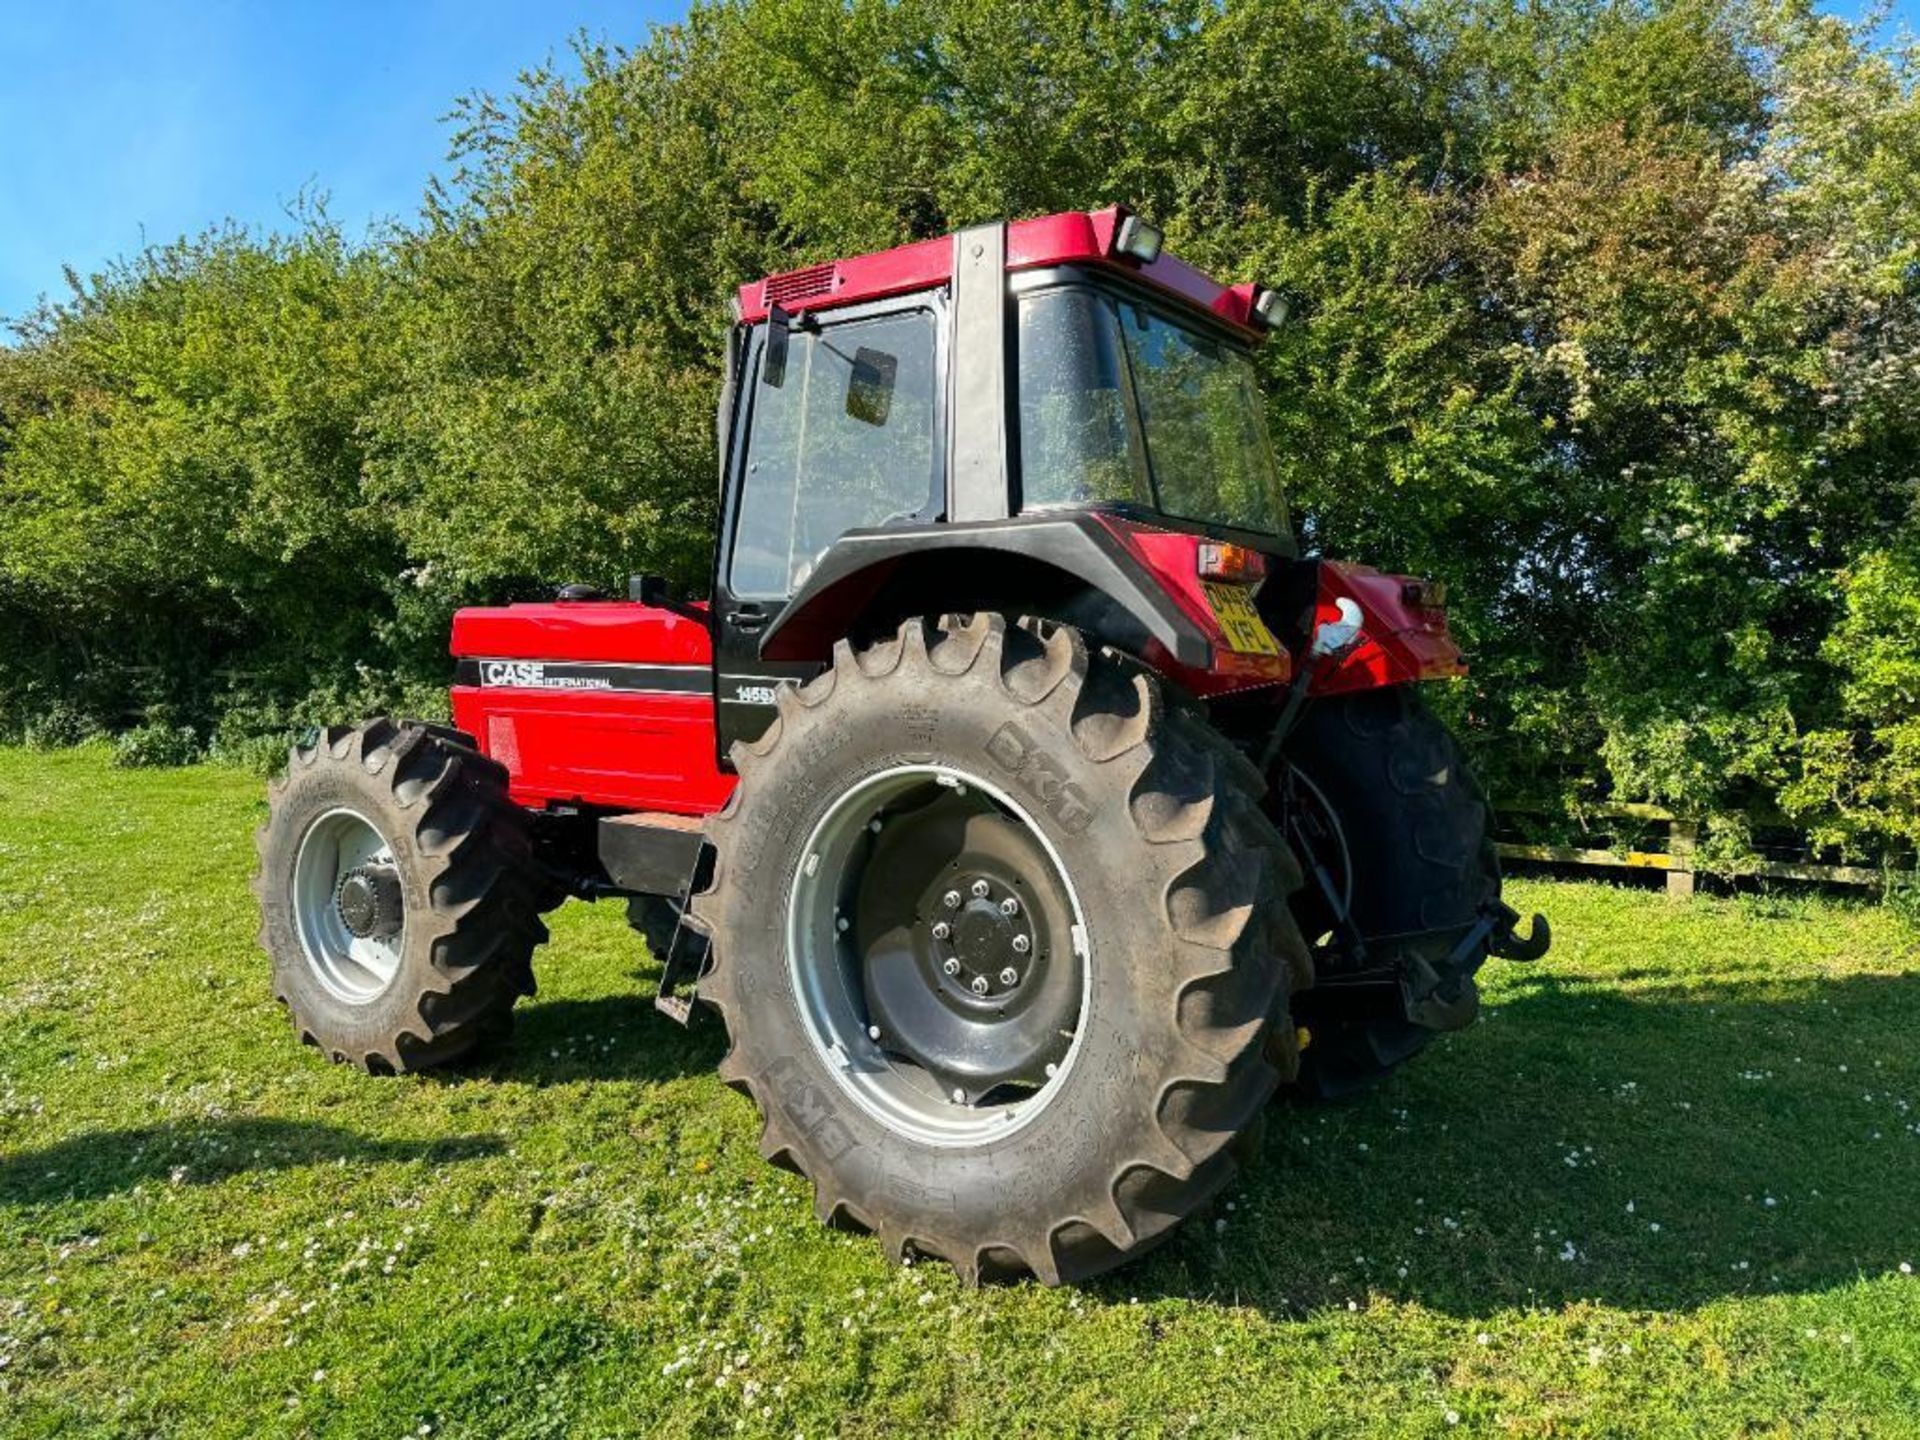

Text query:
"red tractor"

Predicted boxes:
[[256, 208, 1547, 1283]]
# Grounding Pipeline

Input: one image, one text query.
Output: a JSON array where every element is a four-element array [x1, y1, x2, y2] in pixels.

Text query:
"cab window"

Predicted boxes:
[[730, 309, 939, 600]]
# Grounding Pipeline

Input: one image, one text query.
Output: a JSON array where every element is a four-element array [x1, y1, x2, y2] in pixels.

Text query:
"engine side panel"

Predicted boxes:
[[449, 602, 735, 815]]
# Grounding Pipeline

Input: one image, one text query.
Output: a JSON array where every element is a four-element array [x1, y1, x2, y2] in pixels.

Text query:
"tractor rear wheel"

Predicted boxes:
[[254, 718, 545, 1073], [1275, 688, 1500, 1101], [690, 615, 1307, 1283]]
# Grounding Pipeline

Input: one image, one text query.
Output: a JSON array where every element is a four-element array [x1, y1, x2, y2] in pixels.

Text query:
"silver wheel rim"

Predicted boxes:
[[293, 806, 404, 1004], [786, 763, 1091, 1149]]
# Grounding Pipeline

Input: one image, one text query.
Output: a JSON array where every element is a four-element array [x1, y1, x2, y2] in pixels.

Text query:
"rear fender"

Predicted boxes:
[[1307, 560, 1465, 696], [759, 513, 1217, 669], [760, 513, 1301, 697]]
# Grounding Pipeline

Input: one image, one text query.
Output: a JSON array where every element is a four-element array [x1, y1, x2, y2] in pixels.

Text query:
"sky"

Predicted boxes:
[[0, 1, 1914, 324], [0, 1, 680, 323]]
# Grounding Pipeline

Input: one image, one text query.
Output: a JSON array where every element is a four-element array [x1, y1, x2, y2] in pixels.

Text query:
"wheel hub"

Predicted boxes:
[[335, 865, 403, 940], [852, 793, 1080, 1103], [936, 881, 1033, 999], [293, 807, 406, 1005]]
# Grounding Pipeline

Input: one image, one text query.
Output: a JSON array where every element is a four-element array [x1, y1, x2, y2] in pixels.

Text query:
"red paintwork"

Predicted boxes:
[[738, 207, 1265, 340], [449, 601, 736, 816], [450, 686, 737, 815], [1094, 517, 1293, 695], [1307, 561, 1467, 696], [445, 558, 1460, 815], [1005, 212, 1263, 334], [451, 600, 712, 665]]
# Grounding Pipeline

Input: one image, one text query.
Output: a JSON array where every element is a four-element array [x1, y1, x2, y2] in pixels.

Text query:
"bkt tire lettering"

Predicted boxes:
[[985, 722, 1095, 833], [765, 1055, 860, 1162]]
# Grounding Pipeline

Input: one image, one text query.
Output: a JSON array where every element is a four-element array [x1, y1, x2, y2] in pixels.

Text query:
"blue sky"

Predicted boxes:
[[0, 2, 1913, 324], [0, 1, 679, 322]]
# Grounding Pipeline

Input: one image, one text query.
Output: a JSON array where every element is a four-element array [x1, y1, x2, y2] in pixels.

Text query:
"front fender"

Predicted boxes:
[[1309, 560, 1466, 695]]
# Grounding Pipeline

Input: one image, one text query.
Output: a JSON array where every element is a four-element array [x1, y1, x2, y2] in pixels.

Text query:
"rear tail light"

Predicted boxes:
[[1197, 542, 1267, 583]]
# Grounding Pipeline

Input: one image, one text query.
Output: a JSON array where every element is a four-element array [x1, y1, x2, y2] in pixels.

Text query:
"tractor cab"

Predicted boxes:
[[444, 208, 1467, 805], [708, 208, 1327, 750]]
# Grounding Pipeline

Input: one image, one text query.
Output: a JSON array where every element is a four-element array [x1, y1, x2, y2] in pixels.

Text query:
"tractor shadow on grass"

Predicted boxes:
[[0, 1118, 503, 1206], [1119, 968, 1920, 1317], [462, 991, 729, 1090]]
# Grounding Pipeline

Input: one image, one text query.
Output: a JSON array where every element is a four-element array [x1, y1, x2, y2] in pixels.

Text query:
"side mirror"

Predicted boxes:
[[845, 346, 897, 426]]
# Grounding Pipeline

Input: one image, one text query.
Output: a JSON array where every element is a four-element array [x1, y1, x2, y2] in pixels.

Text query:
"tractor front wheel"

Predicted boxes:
[[691, 615, 1306, 1283], [254, 719, 546, 1072]]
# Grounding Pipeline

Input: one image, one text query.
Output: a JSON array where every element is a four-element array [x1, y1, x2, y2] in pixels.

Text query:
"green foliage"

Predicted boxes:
[[0, 0, 1916, 857], [19, 702, 99, 752], [109, 718, 203, 771]]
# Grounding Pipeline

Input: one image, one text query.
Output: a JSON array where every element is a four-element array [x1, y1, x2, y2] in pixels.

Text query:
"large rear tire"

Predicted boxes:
[[254, 719, 546, 1073], [1276, 689, 1499, 1101], [690, 615, 1308, 1283]]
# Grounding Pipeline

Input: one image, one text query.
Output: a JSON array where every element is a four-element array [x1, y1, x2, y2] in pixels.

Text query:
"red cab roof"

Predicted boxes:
[[736, 207, 1262, 338]]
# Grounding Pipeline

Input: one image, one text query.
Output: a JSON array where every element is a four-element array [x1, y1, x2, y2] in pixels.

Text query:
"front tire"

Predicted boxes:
[[690, 615, 1307, 1284], [254, 719, 546, 1073]]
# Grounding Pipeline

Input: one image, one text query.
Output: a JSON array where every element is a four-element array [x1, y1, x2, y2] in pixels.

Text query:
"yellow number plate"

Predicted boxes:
[[1201, 582, 1282, 657]]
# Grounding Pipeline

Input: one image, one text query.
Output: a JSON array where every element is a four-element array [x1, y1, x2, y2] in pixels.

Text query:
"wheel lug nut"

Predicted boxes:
[[835, 916, 849, 933], [952, 1088, 966, 1104], [970, 879, 990, 898], [931, 921, 951, 940], [943, 958, 961, 976], [943, 890, 961, 909], [999, 967, 1019, 986], [970, 975, 989, 995], [1000, 897, 1019, 916], [1011, 934, 1031, 954]]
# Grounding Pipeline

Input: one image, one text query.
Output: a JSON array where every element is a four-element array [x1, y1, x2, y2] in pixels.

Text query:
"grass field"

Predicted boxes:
[[1, 746, 1917, 1437]]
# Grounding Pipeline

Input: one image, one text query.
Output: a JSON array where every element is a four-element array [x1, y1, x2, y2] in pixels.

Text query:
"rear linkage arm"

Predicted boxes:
[[1257, 609, 1550, 1032]]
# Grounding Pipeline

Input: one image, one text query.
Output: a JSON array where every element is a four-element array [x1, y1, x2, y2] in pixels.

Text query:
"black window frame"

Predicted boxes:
[[1007, 265, 1297, 557], [720, 291, 950, 604]]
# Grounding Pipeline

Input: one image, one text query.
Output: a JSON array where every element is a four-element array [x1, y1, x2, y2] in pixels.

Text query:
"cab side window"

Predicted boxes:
[[729, 309, 939, 600]]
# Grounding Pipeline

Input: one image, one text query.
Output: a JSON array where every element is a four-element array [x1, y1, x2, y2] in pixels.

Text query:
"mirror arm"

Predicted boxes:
[[629, 574, 710, 629]]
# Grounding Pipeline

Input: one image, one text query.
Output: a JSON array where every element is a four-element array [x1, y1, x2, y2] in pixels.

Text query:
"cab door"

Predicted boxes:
[[712, 296, 946, 757]]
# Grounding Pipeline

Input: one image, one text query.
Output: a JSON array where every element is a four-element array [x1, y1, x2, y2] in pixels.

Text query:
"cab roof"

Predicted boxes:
[[736, 207, 1264, 340]]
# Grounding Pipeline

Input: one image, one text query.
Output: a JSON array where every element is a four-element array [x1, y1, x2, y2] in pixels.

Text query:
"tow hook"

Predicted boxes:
[[1484, 901, 1551, 962], [1436, 900, 1550, 975]]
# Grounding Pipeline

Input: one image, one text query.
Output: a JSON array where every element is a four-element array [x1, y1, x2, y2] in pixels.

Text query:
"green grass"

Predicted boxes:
[[2, 746, 1918, 1437]]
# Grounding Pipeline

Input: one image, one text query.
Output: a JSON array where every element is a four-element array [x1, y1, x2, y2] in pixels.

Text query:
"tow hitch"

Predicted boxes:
[[1401, 901, 1551, 1028], [1484, 901, 1552, 962]]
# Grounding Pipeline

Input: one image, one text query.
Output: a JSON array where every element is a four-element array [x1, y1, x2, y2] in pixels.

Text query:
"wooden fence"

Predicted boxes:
[[1493, 801, 1898, 897]]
